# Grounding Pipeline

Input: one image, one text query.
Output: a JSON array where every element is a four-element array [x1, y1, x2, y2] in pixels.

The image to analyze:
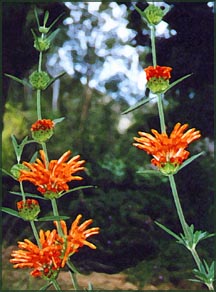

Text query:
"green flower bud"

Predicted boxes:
[[17, 199, 40, 221], [34, 37, 50, 52], [144, 4, 164, 25], [160, 162, 180, 176], [43, 191, 61, 199], [146, 77, 170, 94], [31, 119, 54, 143], [39, 26, 50, 34], [10, 164, 29, 179], [29, 71, 50, 90]]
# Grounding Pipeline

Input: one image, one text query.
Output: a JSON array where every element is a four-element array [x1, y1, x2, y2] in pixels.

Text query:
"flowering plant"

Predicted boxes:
[[2, 9, 99, 290], [123, 3, 215, 290]]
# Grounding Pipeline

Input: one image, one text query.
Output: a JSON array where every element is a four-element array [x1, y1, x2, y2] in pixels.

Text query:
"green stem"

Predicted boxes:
[[157, 93, 166, 133], [51, 279, 62, 291], [30, 220, 41, 249], [67, 261, 80, 290], [168, 175, 190, 240], [38, 51, 43, 73], [150, 25, 157, 67], [41, 142, 49, 169], [36, 89, 42, 120], [51, 198, 63, 237], [19, 181, 26, 202], [190, 247, 202, 269]]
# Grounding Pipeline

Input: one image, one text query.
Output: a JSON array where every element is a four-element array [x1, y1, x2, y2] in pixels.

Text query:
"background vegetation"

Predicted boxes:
[[2, 1, 214, 289]]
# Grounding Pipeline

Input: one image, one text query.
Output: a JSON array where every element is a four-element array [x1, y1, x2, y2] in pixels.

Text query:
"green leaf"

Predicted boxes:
[[4, 73, 31, 88], [122, 97, 155, 114], [34, 7, 40, 29], [164, 73, 193, 93], [53, 117, 65, 125], [1, 168, 16, 180], [11, 135, 29, 163], [47, 28, 60, 42], [67, 261, 80, 274], [43, 11, 49, 26], [1, 207, 20, 218], [10, 191, 48, 200], [155, 221, 182, 241], [178, 152, 205, 172], [39, 282, 52, 290], [36, 215, 70, 222], [48, 12, 65, 31], [29, 151, 39, 163], [133, 5, 148, 25], [45, 71, 66, 89], [59, 185, 96, 198]]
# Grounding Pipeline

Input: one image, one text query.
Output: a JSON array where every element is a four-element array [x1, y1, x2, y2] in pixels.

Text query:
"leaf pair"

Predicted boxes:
[[122, 73, 192, 114]]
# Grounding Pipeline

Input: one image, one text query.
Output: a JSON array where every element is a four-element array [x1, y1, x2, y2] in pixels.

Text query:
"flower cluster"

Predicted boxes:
[[144, 65, 172, 93], [18, 150, 85, 198], [133, 123, 201, 175], [10, 214, 100, 279]]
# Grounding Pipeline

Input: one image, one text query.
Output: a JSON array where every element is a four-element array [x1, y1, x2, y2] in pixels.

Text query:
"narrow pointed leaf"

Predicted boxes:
[[1, 207, 20, 218], [164, 73, 193, 93], [67, 261, 80, 274], [43, 11, 49, 26], [155, 221, 182, 241], [10, 191, 48, 200], [29, 151, 39, 163], [178, 152, 205, 172], [122, 97, 155, 114], [45, 71, 66, 89], [53, 117, 65, 125], [36, 215, 70, 222], [48, 12, 65, 32], [39, 282, 52, 290], [34, 7, 40, 28], [59, 185, 96, 197], [47, 28, 60, 42], [1, 168, 16, 180], [133, 5, 148, 25], [4, 73, 31, 88]]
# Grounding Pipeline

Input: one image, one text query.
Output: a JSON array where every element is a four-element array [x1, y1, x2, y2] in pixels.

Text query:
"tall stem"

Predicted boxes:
[[51, 198, 63, 237], [30, 220, 41, 249], [157, 93, 166, 133], [150, 25, 157, 67], [19, 181, 26, 202], [36, 51, 43, 119], [36, 89, 42, 120], [168, 175, 190, 239]]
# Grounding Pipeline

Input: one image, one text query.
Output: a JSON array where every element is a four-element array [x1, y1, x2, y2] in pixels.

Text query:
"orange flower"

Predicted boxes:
[[10, 229, 63, 278], [19, 150, 85, 197], [144, 65, 172, 81], [10, 215, 99, 277], [55, 214, 100, 267], [17, 199, 40, 220], [31, 119, 54, 131], [133, 123, 201, 174], [31, 119, 54, 142]]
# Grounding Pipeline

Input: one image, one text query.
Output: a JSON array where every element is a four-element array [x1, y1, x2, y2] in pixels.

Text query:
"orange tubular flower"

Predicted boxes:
[[144, 65, 172, 81], [31, 119, 54, 131], [133, 123, 201, 175], [18, 150, 85, 198], [10, 229, 63, 278], [31, 119, 54, 142], [55, 214, 100, 267]]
